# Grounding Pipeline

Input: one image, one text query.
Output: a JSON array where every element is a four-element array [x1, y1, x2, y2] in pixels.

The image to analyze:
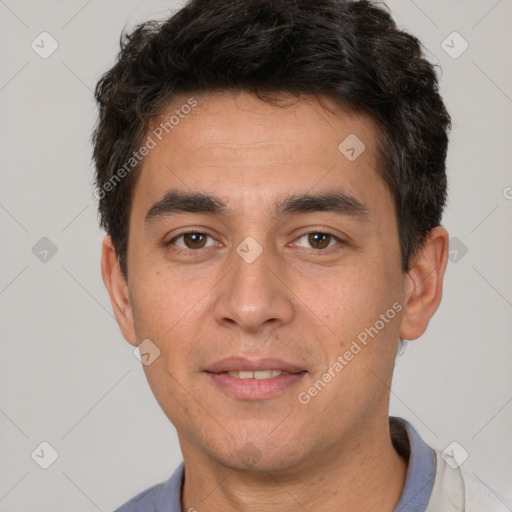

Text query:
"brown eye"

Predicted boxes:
[[308, 233, 331, 249], [183, 233, 207, 248], [170, 232, 215, 250], [295, 232, 340, 250]]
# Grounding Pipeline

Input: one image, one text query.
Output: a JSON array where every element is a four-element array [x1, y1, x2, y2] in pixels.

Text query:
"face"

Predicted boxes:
[[103, 91, 442, 473]]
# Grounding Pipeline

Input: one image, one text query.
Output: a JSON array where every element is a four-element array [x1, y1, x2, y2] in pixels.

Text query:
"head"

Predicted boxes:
[[95, 0, 450, 472]]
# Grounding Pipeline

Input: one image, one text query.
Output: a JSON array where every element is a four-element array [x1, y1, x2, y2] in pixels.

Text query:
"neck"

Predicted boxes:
[[180, 417, 408, 512]]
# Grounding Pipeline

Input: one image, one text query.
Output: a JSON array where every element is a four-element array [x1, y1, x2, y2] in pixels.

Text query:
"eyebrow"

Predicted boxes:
[[273, 190, 369, 219], [145, 190, 227, 222], [144, 188, 369, 224]]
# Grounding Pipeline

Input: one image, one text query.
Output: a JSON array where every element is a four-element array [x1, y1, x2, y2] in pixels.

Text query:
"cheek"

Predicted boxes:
[[129, 269, 202, 334], [310, 263, 403, 403], [129, 271, 216, 374], [317, 264, 400, 336]]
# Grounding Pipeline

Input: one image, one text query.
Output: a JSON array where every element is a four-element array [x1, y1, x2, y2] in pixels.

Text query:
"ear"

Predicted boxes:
[[399, 226, 449, 341], [101, 235, 137, 346]]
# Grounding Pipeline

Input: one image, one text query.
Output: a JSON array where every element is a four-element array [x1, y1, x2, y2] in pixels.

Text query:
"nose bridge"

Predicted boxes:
[[213, 239, 294, 332]]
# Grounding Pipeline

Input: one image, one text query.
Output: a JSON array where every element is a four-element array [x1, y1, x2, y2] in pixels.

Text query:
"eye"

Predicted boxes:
[[168, 232, 216, 250], [294, 232, 342, 250]]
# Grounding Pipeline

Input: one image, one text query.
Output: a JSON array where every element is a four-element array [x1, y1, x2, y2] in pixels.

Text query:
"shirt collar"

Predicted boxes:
[[154, 416, 436, 512], [392, 416, 437, 512]]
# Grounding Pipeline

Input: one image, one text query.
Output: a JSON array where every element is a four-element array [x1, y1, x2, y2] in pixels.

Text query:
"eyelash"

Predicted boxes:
[[166, 231, 217, 252], [165, 230, 345, 254], [293, 232, 343, 252]]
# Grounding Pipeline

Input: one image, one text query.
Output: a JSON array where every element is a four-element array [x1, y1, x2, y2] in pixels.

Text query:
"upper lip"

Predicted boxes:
[[204, 357, 306, 374]]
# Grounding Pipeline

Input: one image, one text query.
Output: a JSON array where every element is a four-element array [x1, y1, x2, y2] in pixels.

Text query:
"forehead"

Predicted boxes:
[[133, 91, 390, 218]]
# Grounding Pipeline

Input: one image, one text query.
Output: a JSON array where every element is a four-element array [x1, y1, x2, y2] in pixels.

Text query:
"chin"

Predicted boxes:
[[206, 433, 308, 473]]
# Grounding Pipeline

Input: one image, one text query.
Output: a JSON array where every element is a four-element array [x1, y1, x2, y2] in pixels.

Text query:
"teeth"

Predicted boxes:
[[227, 370, 284, 379]]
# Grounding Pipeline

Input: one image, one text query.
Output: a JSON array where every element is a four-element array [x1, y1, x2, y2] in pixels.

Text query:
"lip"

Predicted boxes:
[[204, 357, 307, 400], [204, 356, 306, 374]]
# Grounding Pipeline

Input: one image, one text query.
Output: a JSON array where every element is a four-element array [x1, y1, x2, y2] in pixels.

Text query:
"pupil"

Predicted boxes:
[[186, 233, 205, 248], [309, 233, 329, 249]]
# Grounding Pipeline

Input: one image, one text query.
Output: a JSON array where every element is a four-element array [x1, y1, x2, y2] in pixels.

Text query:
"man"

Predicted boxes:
[[93, 0, 507, 510]]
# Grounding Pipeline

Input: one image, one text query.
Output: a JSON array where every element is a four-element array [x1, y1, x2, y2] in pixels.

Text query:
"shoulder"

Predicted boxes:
[[426, 450, 511, 512], [114, 484, 163, 512], [463, 471, 512, 512], [114, 463, 185, 512], [114, 482, 164, 512]]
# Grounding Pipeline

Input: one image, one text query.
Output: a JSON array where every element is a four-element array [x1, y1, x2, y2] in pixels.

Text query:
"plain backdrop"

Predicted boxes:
[[0, 0, 511, 510]]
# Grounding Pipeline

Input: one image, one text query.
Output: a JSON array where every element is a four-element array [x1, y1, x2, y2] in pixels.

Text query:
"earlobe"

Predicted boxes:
[[399, 227, 449, 341], [101, 235, 137, 346]]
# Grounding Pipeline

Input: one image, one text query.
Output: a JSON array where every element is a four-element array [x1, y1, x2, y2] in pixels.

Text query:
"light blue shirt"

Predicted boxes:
[[115, 417, 436, 512]]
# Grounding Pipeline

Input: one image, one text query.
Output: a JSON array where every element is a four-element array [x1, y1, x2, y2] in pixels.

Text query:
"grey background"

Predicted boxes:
[[0, 0, 511, 510]]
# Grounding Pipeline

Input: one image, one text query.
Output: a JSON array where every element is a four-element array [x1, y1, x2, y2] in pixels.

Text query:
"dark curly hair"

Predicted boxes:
[[93, 0, 450, 277]]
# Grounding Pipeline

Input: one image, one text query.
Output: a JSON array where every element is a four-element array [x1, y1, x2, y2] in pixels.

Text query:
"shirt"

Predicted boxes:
[[115, 416, 509, 511]]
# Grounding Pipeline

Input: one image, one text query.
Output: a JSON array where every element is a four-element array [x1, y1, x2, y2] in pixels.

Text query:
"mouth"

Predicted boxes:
[[204, 357, 307, 400], [225, 370, 290, 379]]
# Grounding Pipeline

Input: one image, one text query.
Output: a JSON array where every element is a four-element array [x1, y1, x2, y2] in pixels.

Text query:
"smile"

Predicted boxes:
[[226, 370, 287, 379]]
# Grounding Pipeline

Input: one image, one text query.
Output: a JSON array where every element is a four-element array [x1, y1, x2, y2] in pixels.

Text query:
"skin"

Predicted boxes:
[[102, 91, 449, 511]]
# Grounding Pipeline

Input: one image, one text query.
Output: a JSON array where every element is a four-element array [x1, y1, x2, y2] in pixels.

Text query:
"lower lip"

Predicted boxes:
[[205, 372, 306, 400]]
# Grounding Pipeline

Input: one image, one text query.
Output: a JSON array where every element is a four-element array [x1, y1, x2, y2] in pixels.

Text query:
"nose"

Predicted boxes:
[[212, 240, 294, 334]]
